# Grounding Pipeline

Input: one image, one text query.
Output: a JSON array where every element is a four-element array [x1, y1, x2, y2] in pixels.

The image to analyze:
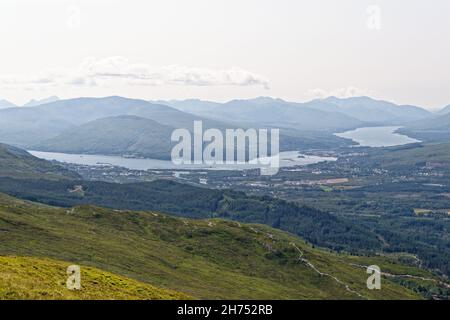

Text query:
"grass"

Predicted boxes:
[[0, 143, 78, 180], [0, 193, 445, 300], [0, 256, 189, 300]]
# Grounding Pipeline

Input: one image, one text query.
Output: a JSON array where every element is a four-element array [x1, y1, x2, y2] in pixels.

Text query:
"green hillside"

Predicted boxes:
[[34, 115, 175, 160], [0, 143, 79, 180], [399, 113, 450, 142], [366, 142, 450, 168], [0, 256, 189, 300], [0, 177, 382, 253], [0, 193, 446, 300]]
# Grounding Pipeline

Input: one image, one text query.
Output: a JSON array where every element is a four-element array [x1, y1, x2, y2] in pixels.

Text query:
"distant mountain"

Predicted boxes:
[[164, 96, 432, 129], [1, 95, 434, 156], [166, 97, 364, 131], [408, 112, 450, 131], [438, 105, 450, 115], [35, 115, 175, 160], [153, 98, 222, 117], [0, 95, 357, 155], [307, 96, 431, 123], [0, 143, 79, 179], [0, 99, 16, 109], [398, 112, 450, 143], [0, 107, 76, 147], [0, 96, 228, 148], [32, 96, 227, 129], [23, 96, 59, 107]]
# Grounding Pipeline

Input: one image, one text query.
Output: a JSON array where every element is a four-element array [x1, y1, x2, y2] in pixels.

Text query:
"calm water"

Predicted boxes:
[[29, 150, 336, 171], [335, 126, 420, 147]]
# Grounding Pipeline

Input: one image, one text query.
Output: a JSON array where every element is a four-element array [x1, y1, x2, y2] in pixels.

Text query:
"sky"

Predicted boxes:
[[0, 0, 449, 109]]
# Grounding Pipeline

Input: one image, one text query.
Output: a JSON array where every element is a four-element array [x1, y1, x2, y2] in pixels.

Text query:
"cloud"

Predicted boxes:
[[308, 86, 375, 99], [0, 56, 269, 90]]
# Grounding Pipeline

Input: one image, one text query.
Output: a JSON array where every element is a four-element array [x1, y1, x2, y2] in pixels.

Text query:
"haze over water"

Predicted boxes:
[[335, 126, 421, 147], [29, 151, 336, 172]]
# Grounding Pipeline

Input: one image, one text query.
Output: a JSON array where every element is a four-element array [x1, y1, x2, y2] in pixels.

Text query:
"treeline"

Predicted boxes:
[[0, 177, 381, 253], [2, 177, 449, 276]]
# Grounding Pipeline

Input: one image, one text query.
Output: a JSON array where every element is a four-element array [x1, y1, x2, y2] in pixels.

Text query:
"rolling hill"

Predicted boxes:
[[363, 142, 450, 168], [406, 113, 450, 131], [398, 112, 450, 142], [0, 143, 79, 180], [33, 96, 227, 129], [0, 193, 444, 300], [0, 177, 382, 253], [0, 256, 189, 300], [0, 144, 376, 255], [34, 115, 175, 160], [18, 95, 358, 156], [1, 95, 349, 156], [0, 96, 228, 148], [0, 107, 76, 147]]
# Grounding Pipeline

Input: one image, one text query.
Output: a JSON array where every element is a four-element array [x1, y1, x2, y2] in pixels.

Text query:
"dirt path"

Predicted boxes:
[[290, 243, 367, 299], [349, 263, 450, 289]]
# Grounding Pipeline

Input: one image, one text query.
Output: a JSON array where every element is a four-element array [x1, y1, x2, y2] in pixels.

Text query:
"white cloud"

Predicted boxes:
[[0, 56, 270, 90], [308, 86, 375, 99]]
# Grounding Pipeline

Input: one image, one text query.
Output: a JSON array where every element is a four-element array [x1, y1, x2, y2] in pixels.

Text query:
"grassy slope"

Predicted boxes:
[[0, 178, 382, 253], [369, 142, 450, 168], [0, 256, 189, 300], [0, 143, 79, 180], [0, 193, 441, 300]]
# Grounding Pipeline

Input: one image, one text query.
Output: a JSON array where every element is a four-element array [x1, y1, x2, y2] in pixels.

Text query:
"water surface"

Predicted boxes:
[[335, 126, 420, 147], [29, 150, 336, 171]]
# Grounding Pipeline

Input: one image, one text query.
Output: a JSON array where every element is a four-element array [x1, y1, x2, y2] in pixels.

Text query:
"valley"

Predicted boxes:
[[2, 0, 449, 307], [1, 96, 450, 300], [23, 141, 450, 279], [0, 193, 445, 299]]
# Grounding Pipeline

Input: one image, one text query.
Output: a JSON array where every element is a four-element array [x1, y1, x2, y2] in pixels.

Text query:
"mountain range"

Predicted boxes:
[[438, 105, 450, 115], [0, 99, 16, 109], [160, 96, 433, 126], [0, 96, 227, 149], [1, 95, 450, 159], [22, 96, 60, 107], [398, 110, 450, 143], [157, 97, 364, 130], [0, 96, 60, 108]]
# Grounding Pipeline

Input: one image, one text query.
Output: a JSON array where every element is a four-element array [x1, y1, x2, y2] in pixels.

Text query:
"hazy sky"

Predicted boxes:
[[1, 0, 449, 109]]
